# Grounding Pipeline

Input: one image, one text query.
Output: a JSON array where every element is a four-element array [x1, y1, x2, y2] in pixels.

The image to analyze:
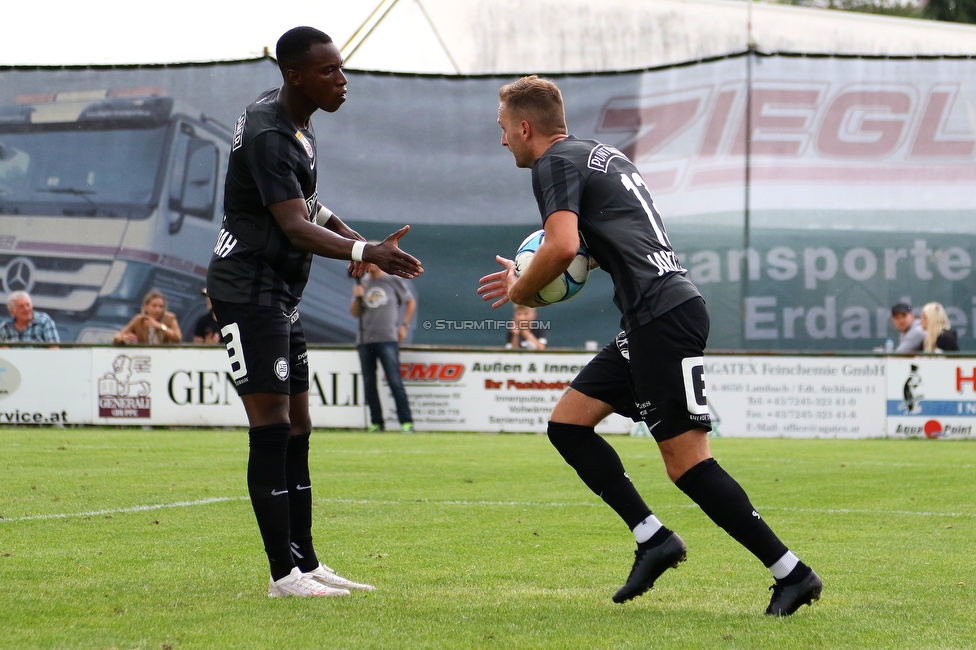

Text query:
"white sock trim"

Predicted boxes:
[[632, 515, 663, 544], [769, 551, 800, 580]]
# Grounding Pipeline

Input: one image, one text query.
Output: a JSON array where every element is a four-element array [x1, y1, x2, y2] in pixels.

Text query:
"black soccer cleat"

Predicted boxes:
[[765, 568, 822, 616], [612, 532, 687, 603]]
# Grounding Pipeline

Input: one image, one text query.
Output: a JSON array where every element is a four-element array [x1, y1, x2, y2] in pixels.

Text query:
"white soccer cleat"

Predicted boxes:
[[268, 566, 350, 598], [305, 563, 376, 592]]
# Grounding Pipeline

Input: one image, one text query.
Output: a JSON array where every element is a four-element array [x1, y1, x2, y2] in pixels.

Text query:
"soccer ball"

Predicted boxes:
[[514, 229, 590, 305]]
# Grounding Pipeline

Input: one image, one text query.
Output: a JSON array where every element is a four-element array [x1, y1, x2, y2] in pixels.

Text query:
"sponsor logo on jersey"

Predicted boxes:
[[232, 111, 246, 151], [274, 357, 290, 381], [213, 228, 238, 258], [295, 130, 314, 158], [304, 190, 317, 218], [646, 249, 685, 276], [587, 144, 627, 173], [614, 331, 630, 360]]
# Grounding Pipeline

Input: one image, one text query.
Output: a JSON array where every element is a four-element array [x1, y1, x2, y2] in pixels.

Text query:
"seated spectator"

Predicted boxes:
[[113, 289, 182, 346], [890, 303, 924, 353], [0, 290, 60, 345], [920, 302, 959, 352], [505, 305, 547, 350], [193, 289, 222, 344]]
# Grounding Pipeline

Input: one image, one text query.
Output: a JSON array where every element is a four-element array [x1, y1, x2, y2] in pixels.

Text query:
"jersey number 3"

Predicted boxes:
[[221, 322, 249, 381]]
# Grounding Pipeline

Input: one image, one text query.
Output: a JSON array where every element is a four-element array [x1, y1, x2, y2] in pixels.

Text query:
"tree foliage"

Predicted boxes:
[[923, 0, 976, 23], [781, 0, 976, 24]]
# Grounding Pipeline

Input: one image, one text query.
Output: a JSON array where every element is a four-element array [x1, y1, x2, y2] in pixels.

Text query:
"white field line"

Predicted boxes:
[[2, 496, 973, 523], [319, 499, 976, 518], [0, 496, 249, 522]]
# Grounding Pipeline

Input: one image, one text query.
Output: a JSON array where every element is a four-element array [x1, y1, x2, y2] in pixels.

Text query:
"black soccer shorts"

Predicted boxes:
[[209, 298, 310, 396], [570, 296, 712, 442]]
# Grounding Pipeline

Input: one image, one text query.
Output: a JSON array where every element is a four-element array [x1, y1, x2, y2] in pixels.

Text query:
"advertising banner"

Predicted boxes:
[[703, 355, 887, 438], [886, 356, 976, 439], [374, 349, 631, 434], [0, 349, 89, 426], [89, 348, 366, 428], [5, 346, 942, 439]]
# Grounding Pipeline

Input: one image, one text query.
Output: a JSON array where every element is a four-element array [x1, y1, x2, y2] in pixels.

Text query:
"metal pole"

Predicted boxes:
[[742, 0, 755, 341]]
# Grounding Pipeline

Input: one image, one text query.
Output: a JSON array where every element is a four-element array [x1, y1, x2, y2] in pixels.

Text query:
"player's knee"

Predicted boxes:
[[658, 428, 712, 483], [550, 388, 613, 427], [547, 421, 594, 454], [290, 423, 311, 437], [289, 415, 312, 437]]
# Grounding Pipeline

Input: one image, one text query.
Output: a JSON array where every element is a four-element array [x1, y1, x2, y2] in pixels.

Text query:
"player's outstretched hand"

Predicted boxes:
[[477, 255, 517, 309], [366, 226, 424, 279]]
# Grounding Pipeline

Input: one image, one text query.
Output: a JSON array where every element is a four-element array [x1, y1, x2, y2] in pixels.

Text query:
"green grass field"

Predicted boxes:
[[1, 428, 973, 650]]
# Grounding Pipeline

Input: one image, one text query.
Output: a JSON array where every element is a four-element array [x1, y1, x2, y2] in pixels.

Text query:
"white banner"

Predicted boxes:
[[704, 356, 887, 438], [375, 349, 631, 434], [88, 348, 366, 428], [0, 349, 89, 425], [886, 357, 976, 439], [0, 347, 972, 439]]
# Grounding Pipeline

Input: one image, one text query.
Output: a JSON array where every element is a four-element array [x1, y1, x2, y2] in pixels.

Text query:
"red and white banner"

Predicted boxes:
[[887, 357, 976, 439]]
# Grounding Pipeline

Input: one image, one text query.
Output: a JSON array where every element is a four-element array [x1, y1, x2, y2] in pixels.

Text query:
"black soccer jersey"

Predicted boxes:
[[207, 88, 317, 311], [532, 136, 700, 332]]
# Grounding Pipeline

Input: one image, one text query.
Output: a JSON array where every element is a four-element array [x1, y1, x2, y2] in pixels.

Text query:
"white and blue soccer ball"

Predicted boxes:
[[514, 229, 590, 305]]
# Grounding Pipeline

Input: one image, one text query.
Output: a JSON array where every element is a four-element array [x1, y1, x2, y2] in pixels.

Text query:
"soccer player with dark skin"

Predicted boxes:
[[207, 26, 422, 597], [479, 75, 821, 615]]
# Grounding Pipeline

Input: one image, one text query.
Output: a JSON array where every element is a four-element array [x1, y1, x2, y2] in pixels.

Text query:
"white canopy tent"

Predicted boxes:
[[3, 0, 976, 72]]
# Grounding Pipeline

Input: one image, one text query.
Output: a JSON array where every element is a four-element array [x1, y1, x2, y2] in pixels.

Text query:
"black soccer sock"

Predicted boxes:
[[285, 432, 319, 572], [675, 458, 789, 567], [548, 421, 653, 530], [247, 423, 294, 581], [780, 561, 812, 585]]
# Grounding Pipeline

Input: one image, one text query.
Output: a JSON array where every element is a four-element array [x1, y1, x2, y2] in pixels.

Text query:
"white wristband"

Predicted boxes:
[[314, 205, 333, 226], [351, 240, 367, 262]]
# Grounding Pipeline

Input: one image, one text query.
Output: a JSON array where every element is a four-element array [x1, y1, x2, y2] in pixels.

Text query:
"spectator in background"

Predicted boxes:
[[920, 302, 959, 352], [890, 303, 925, 353], [193, 288, 222, 344], [0, 290, 60, 344], [113, 288, 182, 346], [505, 304, 547, 350], [352, 265, 416, 432]]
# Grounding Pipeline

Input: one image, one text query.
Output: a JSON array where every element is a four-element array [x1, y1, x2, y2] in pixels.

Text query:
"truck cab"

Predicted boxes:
[[0, 88, 357, 342]]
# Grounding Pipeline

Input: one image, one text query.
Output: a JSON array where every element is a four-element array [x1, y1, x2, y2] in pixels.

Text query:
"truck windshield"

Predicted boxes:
[[0, 124, 168, 218]]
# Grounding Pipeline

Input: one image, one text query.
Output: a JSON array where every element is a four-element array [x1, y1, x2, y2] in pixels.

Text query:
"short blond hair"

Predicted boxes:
[[499, 76, 567, 137]]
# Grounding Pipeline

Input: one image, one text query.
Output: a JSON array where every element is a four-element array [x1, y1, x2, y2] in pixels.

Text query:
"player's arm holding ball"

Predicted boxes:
[[479, 210, 579, 308]]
